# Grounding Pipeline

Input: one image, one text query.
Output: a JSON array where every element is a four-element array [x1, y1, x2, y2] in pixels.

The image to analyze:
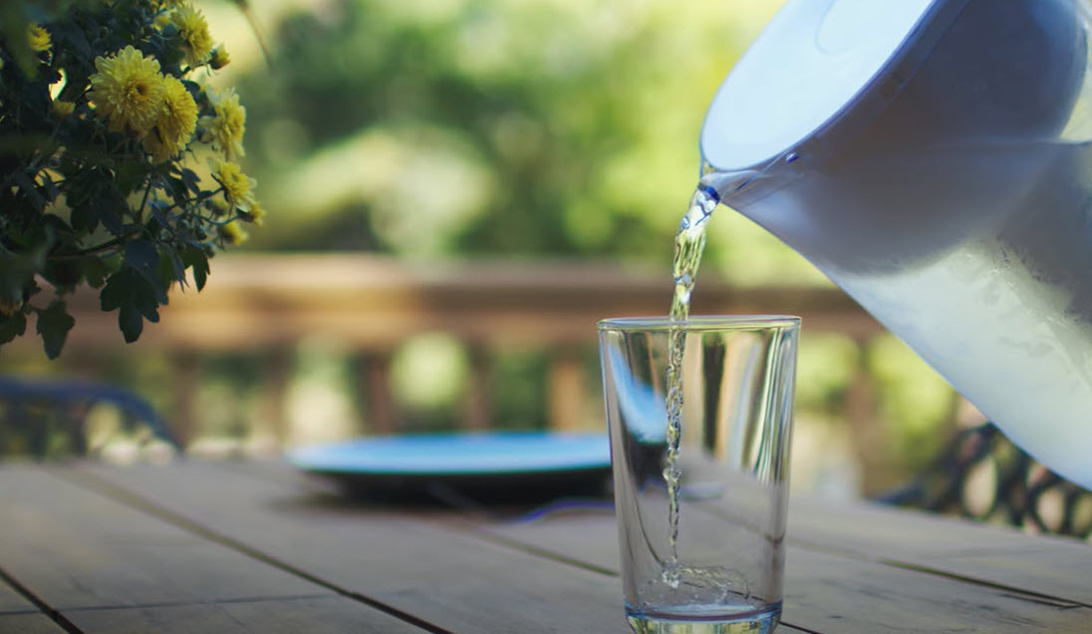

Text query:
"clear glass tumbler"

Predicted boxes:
[[598, 316, 799, 634]]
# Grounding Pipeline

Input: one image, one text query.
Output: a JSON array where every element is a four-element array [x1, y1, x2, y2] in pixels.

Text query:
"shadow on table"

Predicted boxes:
[[277, 469, 613, 522]]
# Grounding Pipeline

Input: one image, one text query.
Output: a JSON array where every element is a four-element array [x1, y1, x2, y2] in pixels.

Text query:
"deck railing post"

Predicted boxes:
[[548, 348, 587, 432], [252, 346, 293, 452], [361, 351, 398, 435], [463, 344, 492, 431], [171, 351, 201, 450]]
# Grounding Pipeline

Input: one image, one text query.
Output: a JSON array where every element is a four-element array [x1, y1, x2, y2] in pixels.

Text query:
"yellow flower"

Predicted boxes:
[[240, 199, 266, 225], [211, 160, 257, 210], [143, 75, 198, 162], [219, 220, 249, 245], [199, 88, 246, 159], [53, 100, 75, 119], [171, 3, 214, 67], [88, 46, 165, 137], [209, 46, 230, 70], [27, 24, 51, 53]]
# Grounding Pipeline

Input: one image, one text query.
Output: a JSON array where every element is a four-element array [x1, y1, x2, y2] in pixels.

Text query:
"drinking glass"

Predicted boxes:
[[598, 316, 799, 634]]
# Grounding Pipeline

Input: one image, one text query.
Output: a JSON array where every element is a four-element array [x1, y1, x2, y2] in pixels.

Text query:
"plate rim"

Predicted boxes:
[[286, 430, 612, 477]]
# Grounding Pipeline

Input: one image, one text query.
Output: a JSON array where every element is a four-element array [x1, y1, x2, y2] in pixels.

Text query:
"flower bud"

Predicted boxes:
[[210, 46, 230, 70]]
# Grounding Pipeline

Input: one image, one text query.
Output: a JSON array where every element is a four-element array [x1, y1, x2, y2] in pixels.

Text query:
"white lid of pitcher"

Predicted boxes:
[[700, 0, 941, 170]]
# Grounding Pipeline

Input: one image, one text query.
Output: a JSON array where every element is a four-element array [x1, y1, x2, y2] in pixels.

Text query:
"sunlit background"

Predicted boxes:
[[0, 0, 971, 501]]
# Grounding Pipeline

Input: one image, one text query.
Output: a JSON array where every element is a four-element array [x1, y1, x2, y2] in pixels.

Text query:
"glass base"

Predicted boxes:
[[626, 603, 782, 634]]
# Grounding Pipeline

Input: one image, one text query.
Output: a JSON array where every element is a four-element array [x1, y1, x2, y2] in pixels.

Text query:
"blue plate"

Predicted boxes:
[[287, 431, 612, 499]]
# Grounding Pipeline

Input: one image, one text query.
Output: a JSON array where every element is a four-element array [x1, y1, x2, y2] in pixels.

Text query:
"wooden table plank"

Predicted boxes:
[[0, 463, 328, 610], [468, 498, 1092, 633], [75, 461, 632, 634], [66, 596, 426, 634], [77, 461, 1092, 634], [234, 459, 1092, 610], [0, 613, 68, 633], [0, 576, 39, 614], [788, 497, 1092, 605]]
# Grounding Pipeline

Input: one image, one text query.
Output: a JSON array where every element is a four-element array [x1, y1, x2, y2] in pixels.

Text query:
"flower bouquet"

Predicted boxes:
[[0, 0, 261, 358]]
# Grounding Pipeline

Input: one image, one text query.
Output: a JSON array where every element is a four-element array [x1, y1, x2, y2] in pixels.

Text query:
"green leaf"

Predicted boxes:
[[44, 260, 81, 289], [89, 182, 129, 235], [80, 256, 116, 289], [0, 313, 27, 346], [162, 246, 186, 287], [101, 268, 162, 344], [117, 302, 144, 343], [52, 19, 92, 59], [116, 161, 150, 197], [0, 252, 43, 301], [164, 175, 188, 205], [98, 194, 129, 235], [124, 239, 158, 275], [39, 173, 60, 204], [66, 172, 100, 232], [36, 299, 75, 359], [13, 172, 45, 209], [181, 169, 202, 195], [123, 239, 168, 302], [70, 176, 130, 235], [182, 245, 210, 291], [99, 269, 128, 313], [70, 202, 98, 232]]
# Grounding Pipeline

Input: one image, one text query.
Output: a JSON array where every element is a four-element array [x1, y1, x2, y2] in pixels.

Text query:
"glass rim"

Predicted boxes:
[[597, 315, 800, 331]]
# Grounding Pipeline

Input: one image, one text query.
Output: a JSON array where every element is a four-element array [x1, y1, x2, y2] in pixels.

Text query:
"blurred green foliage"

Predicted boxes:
[[0, 0, 961, 495], [231, 0, 804, 269]]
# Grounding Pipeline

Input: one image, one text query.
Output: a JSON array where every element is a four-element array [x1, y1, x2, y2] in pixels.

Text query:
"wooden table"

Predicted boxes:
[[0, 460, 1089, 633]]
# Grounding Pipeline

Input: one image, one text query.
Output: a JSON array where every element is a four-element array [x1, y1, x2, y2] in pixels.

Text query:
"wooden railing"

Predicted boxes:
[[5, 254, 888, 451]]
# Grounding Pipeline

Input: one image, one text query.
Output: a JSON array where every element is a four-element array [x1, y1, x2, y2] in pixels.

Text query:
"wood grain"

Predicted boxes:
[[0, 613, 68, 633], [0, 463, 325, 609], [469, 496, 1092, 632], [788, 496, 1092, 605], [65, 596, 425, 634], [75, 461, 633, 634], [0, 576, 38, 615], [239, 460, 1092, 606], [76, 461, 1092, 634]]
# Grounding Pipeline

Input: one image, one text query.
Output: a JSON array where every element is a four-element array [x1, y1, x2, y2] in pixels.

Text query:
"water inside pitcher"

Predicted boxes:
[[699, 0, 1092, 489]]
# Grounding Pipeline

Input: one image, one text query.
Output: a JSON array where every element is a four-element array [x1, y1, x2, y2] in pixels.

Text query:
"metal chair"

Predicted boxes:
[[878, 422, 1092, 539], [0, 374, 182, 458]]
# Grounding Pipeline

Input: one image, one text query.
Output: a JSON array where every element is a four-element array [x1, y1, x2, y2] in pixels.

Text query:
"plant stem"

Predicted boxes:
[[136, 178, 153, 222], [161, 187, 222, 215], [47, 232, 138, 262]]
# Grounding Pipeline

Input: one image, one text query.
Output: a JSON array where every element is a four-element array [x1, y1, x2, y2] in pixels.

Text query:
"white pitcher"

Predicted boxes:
[[700, 0, 1092, 488]]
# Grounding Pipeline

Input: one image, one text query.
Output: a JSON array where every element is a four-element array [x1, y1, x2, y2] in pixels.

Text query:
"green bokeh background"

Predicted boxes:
[[0, 0, 963, 497]]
